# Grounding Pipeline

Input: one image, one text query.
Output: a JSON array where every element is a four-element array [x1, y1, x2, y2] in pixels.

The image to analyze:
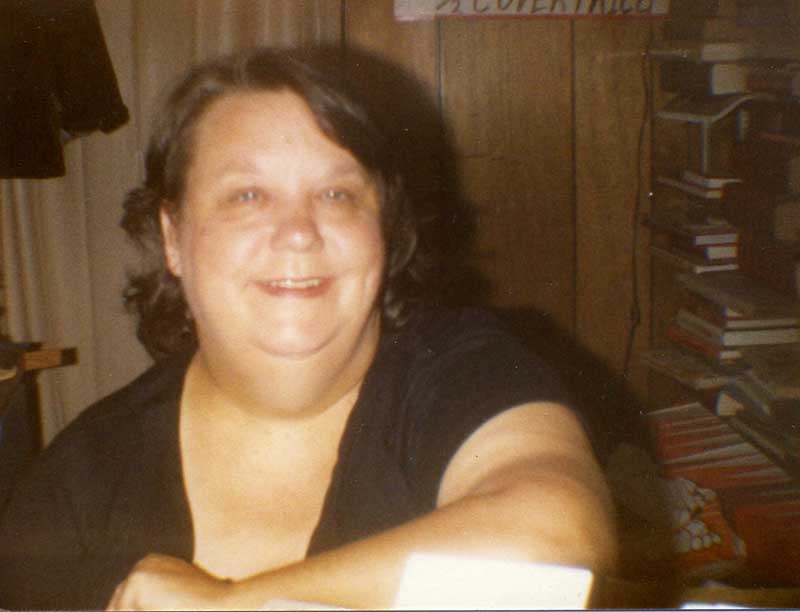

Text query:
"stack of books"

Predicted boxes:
[[647, 401, 794, 491], [717, 343, 800, 427], [668, 271, 800, 364], [646, 400, 800, 586], [651, 0, 800, 98], [647, 194, 740, 274], [651, 0, 799, 181]]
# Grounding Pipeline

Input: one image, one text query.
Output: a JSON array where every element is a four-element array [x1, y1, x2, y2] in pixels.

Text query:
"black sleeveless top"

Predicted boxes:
[[0, 307, 572, 609]]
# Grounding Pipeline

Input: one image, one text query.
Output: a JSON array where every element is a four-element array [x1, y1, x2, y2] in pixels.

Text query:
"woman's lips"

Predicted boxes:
[[255, 277, 331, 298]]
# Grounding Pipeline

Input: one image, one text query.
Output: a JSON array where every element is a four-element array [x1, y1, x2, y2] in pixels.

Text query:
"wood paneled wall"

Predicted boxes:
[[344, 1, 656, 422]]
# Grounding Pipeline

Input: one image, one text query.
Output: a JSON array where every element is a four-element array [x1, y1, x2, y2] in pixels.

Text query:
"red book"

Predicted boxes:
[[667, 323, 743, 362]]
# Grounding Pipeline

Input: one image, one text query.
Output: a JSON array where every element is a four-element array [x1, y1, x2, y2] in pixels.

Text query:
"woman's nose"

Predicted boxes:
[[270, 202, 322, 252]]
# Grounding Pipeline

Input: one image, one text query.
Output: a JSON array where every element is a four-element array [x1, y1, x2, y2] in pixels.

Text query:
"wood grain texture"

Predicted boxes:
[[574, 19, 654, 402], [345, 0, 438, 93], [440, 18, 575, 329], [194, 0, 342, 58]]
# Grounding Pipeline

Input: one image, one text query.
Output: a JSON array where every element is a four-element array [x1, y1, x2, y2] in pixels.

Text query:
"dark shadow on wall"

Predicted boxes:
[[338, 44, 493, 309], [494, 306, 678, 586], [308, 45, 676, 586]]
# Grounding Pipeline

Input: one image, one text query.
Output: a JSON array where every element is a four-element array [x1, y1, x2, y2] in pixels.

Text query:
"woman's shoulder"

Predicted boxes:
[[392, 304, 528, 357], [39, 349, 192, 466]]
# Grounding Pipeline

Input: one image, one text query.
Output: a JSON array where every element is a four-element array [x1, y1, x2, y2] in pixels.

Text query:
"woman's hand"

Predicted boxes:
[[106, 553, 236, 611]]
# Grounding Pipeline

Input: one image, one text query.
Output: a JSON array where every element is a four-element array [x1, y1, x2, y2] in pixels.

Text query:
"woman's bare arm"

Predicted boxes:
[[106, 402, 617, 610]]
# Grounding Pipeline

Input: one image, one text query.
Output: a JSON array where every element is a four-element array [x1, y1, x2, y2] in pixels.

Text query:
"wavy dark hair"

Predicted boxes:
[[122, 47, 432, 360]]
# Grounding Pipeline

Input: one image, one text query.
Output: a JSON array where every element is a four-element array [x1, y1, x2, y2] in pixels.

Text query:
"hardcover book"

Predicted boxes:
[[639, 346, 735, 390], [652, 230, 738, 261], [679, 299, 799, 329], [646, 209, 739, 245], [651, 246, 739, 274], [741, 343, 800, 400], [667, 323, 743, 362], [677, 271, 800, 318], [675, 309, 800, 346]]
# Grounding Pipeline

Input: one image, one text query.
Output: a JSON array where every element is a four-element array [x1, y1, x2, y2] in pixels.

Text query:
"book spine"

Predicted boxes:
[[723, 326, 800, 346], [677, 309, 726, 341], [704, 244, 738, 260], [682, 295, 732, 328], [676, 273, 760, 318], [682, 288, 743, 318], [667, 323, 742, 361], [651, 246, 739, 274]]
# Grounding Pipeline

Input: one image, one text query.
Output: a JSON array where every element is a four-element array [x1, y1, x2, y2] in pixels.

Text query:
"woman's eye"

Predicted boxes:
[[235, 189, 261, 203], [322, 188, 353, 203]]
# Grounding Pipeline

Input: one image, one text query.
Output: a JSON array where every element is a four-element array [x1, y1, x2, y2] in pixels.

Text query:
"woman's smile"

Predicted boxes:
[[255, 276, 332, 298]]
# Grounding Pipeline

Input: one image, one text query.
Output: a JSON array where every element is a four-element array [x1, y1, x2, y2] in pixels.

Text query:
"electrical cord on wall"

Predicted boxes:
[[620, 27, 656, 396]]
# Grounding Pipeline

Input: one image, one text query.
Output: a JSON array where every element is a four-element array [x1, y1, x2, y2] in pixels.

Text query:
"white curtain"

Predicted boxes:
[[1, 0, 342, 444]]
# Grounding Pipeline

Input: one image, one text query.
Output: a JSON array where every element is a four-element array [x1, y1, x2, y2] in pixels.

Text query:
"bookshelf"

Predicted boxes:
[[646, 0, 800, 590]]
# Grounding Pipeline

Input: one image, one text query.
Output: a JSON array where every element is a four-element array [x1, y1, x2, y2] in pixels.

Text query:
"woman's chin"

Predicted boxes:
[[252, 332, 333, 361]]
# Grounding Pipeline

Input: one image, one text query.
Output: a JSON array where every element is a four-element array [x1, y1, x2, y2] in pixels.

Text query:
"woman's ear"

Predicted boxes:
[[160, 207, 182, 277]]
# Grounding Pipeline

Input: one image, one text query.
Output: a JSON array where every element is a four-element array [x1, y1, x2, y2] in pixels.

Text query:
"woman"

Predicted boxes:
[[0, 48, 617, 610]]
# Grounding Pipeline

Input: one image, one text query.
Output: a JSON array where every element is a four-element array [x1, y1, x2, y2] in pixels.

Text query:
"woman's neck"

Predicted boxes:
[[180, 313, 381, 431]]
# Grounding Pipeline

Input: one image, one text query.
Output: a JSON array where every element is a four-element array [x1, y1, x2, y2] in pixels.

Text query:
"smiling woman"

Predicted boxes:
[[0, 47, 617, 610]]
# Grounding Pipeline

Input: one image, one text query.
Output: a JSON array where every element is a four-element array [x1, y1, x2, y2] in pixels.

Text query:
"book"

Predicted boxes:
[[681, 169, 742, 190], [667, 322, 743, 362], [660, 60, 751, 96], [652, 230, 738, 260], [646, 402, 794, 490], [741, 343, 800, 400], [649, 41, 755, 63], [731, 498, 800, 586], [657, 175, 727, 200], [675, 309, 800, 346], [714, 388, 800, 472], [677, 271, 800, 318], [682, 293, 798, 329], [646, 208, 739, 245], [639, 346, 735, 390], [716, 377, 776, 417], [651, 246, 739, 274]]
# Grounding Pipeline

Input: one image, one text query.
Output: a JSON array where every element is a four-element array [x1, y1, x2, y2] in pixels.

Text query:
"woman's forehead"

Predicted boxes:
[[188, 90, 367, 175]]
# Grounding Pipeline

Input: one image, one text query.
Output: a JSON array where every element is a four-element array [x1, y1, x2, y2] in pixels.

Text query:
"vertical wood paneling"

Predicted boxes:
[[345, 0, 438, 93], [195, 0, 342, 58], [574, 20, 654, 401], [440, 19, 575, 328], [343, 0, 440, 182]]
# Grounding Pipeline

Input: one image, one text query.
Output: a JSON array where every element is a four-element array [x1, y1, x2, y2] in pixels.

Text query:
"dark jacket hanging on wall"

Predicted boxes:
[[0, 0, 129, 179]]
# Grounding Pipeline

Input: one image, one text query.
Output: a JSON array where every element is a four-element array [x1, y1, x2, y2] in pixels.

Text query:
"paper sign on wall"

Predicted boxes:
[[395, 0, 670, 20]]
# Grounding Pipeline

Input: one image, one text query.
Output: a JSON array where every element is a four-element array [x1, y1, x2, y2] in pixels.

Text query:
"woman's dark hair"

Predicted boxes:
[[122, 47, 432, 360]]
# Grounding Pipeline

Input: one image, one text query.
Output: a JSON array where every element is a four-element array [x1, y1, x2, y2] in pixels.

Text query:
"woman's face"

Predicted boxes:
[[161, 90, 385, 362]]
